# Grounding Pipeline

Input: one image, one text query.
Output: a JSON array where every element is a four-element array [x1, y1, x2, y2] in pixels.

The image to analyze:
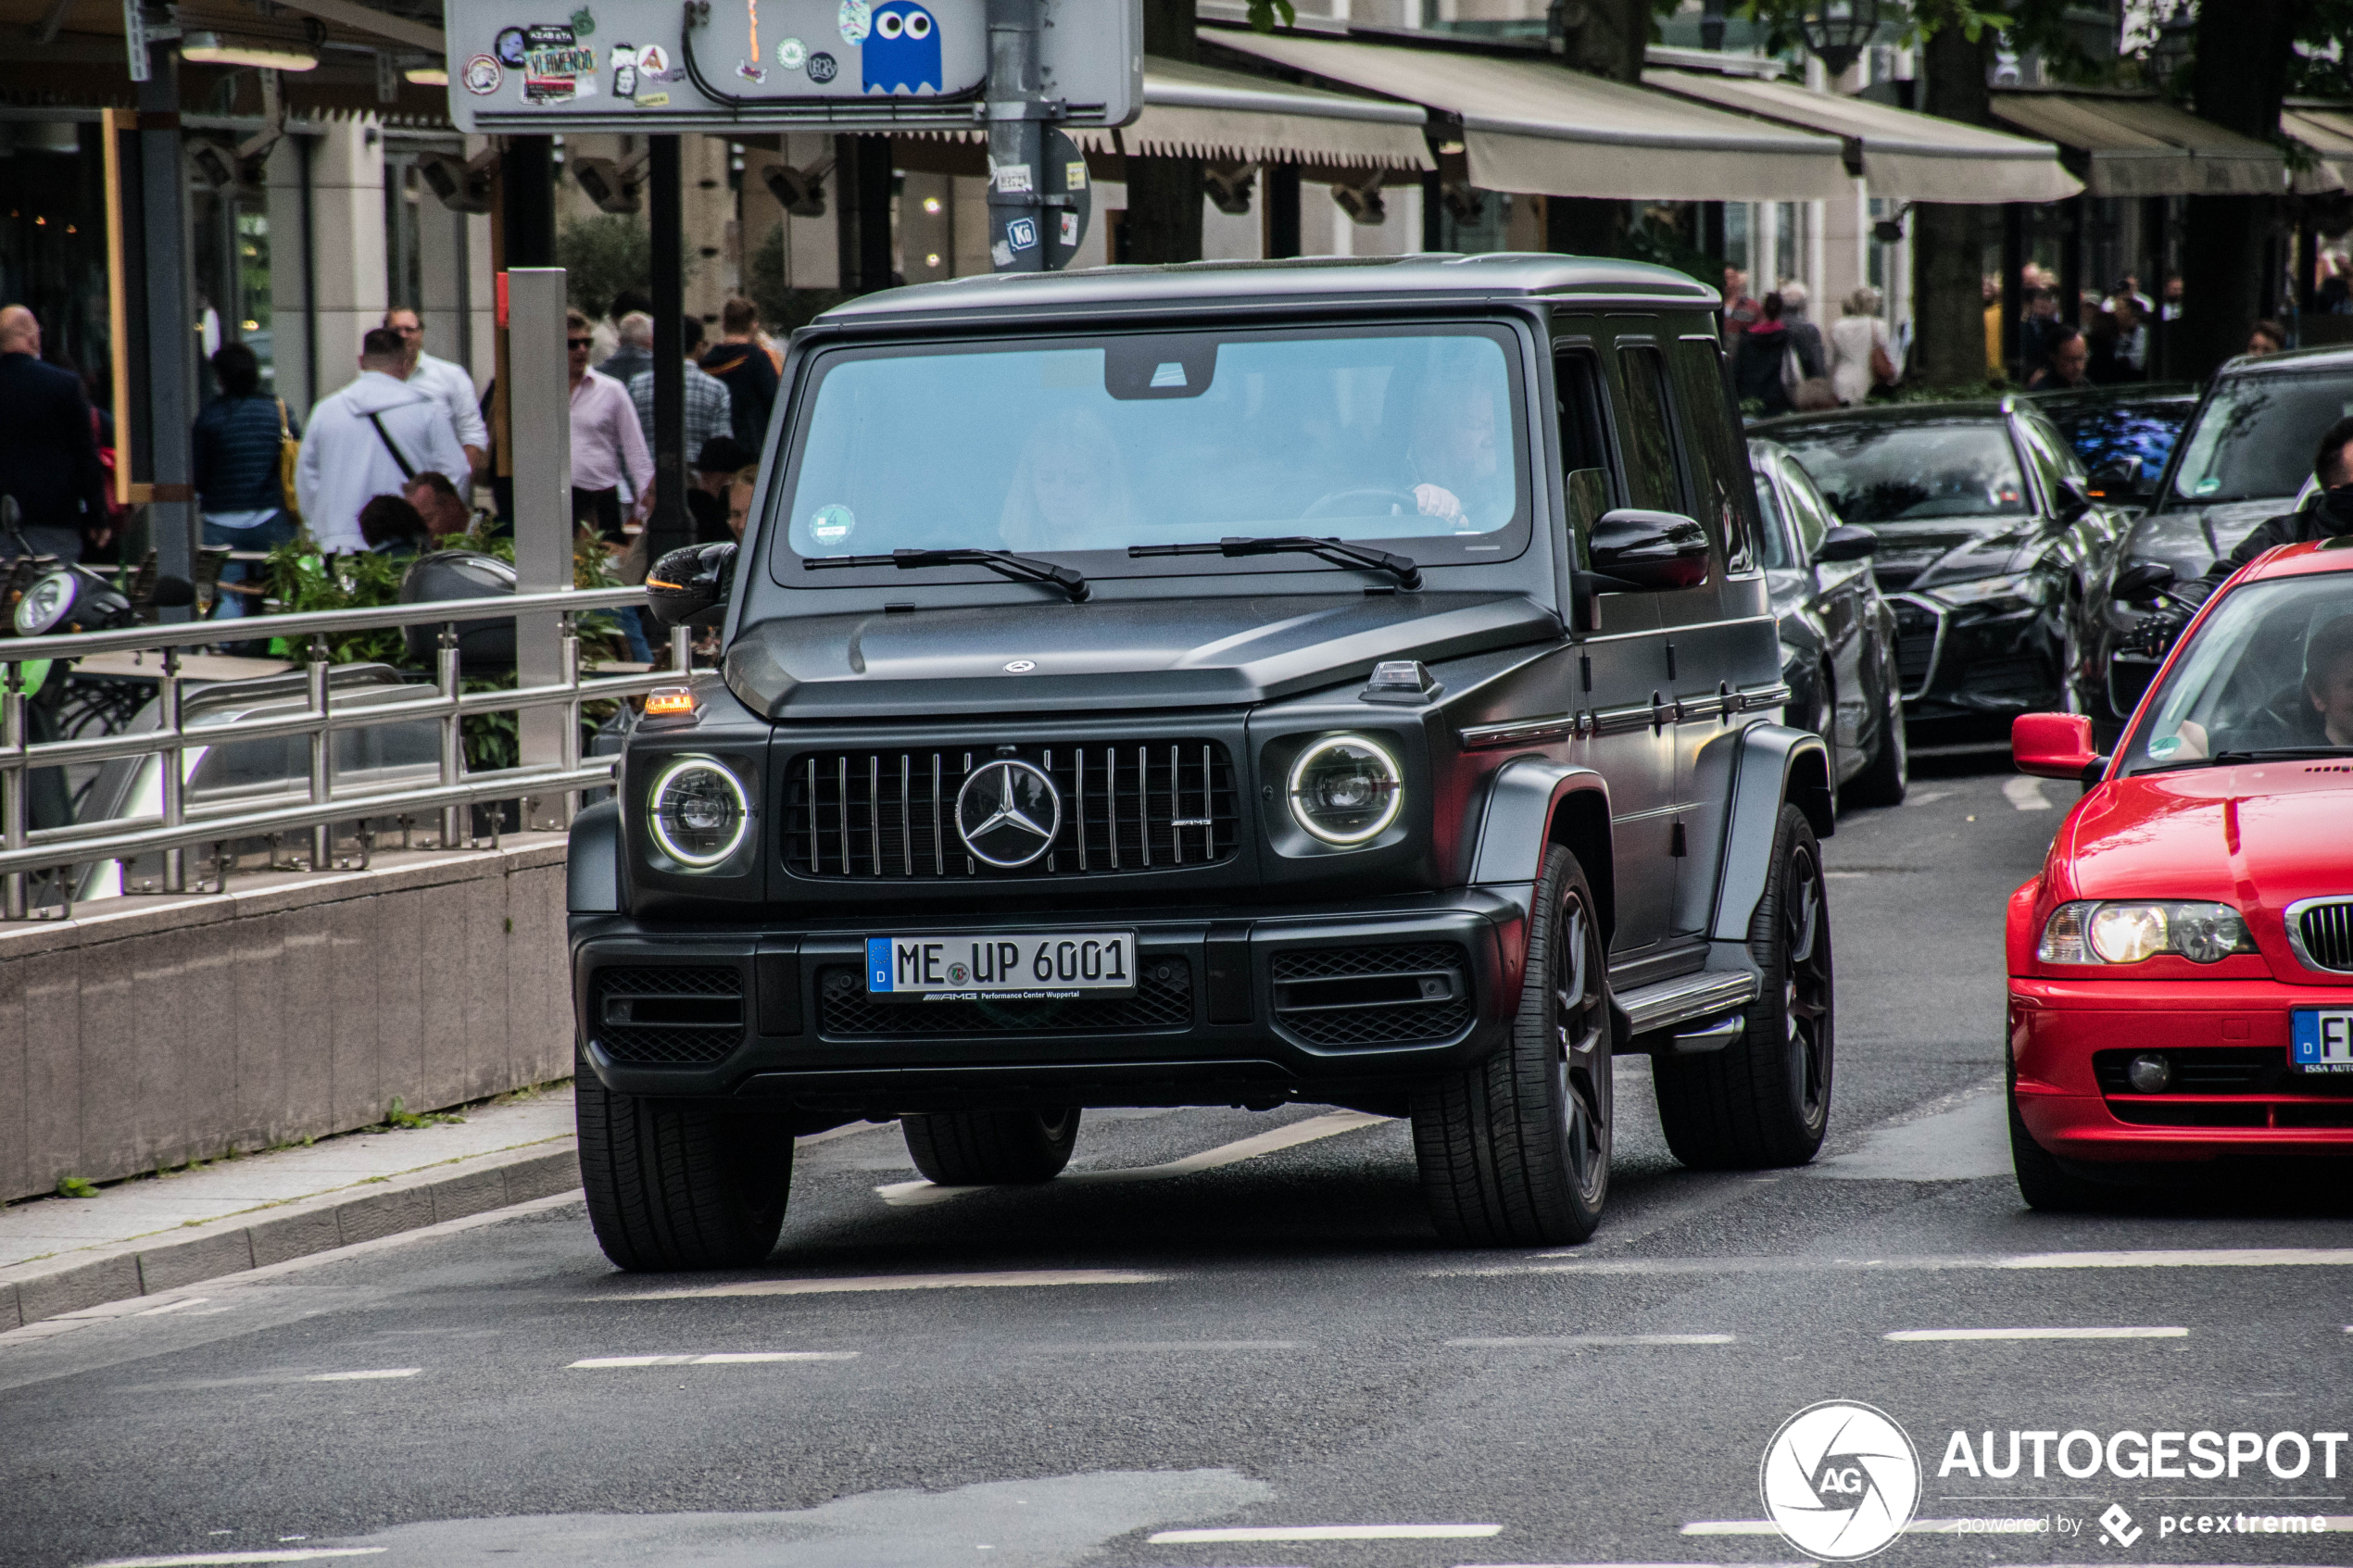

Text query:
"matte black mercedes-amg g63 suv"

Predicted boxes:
[[568, 255, 1838, 1267]]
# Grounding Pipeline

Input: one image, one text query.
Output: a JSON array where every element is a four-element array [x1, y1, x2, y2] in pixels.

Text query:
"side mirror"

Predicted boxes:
[[2055, 476, 2095, 522], [2086, 457, 2141, 500], [647, 542, 736, 628], [2012, 711, 2102, 781], [2109, 559, 2176, 605], [1587, 508, 1711, 592], [1814, 524, 1878, 564]]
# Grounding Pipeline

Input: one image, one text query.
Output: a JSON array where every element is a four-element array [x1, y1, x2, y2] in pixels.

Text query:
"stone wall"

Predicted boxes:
[[0, 837, 573, 1205]]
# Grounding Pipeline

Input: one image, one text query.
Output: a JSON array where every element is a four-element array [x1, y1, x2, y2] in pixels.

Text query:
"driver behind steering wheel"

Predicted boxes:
[[1401, 378, 1507, 532]]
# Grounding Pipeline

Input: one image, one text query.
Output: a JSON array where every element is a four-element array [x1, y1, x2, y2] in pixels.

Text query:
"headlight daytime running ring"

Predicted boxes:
[[648, 756, 750, 868], [1287, 734, 1403, 846]]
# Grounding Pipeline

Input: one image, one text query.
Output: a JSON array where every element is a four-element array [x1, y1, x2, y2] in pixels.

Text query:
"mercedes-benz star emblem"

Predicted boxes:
[[955, 759, 1062, 868], [1002, 659, 1037, 673]]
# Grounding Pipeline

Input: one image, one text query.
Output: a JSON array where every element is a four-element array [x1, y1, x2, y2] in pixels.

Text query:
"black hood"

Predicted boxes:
[[2128, 497, 2294, 577], [723, 591, 1560, 720], [1864, 517, 2041, 592]]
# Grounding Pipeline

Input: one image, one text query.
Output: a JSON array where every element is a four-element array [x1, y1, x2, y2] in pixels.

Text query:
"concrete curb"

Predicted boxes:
[[0, 1138, 581, 1331]]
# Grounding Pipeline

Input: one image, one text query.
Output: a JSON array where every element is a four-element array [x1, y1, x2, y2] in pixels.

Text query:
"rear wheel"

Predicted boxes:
[[1411, 844, 1613, 1247], [1654, 803, 1834, 1168], [577, 1066, 793, 1271], [901, 1109, 1082, 1185]]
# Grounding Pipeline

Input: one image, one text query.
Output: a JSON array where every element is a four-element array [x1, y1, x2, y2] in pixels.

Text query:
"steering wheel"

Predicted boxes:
[[1302, 486, 1417, 521]]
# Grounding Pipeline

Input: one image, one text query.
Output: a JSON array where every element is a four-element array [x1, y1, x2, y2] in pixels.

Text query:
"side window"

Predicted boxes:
[[1615, 345, 1686, 516], [1554, 347, 1611, 553], [1669, 335, 1759, 571]]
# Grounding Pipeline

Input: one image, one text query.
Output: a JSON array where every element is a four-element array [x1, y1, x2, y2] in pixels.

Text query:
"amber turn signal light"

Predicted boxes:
[[644, 686, 697, 718]]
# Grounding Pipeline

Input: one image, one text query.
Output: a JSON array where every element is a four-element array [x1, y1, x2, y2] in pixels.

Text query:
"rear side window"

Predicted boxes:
[[1670, 336, 1758, 571], [1616, 345, 1685, 516], [1554, 347, 1612, 550]]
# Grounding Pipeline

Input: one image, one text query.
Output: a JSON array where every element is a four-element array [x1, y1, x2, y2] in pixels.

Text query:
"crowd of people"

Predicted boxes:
[[1721, 266, 1896, 417]]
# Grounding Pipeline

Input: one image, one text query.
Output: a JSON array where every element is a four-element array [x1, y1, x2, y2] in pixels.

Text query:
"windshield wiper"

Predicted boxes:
[[1128, 535, 1422, 590], [805, 548, 1088, 603], [2210, 746, 2353, 763]]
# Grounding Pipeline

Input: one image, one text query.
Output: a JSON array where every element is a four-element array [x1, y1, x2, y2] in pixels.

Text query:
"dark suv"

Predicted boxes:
[[568, 256, 1838, 1265]]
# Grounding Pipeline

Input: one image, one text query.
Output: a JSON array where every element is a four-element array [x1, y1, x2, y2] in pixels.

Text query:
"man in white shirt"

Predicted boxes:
[[567, 307, 655, 540], [296, 328, 471, 554], [384, 307, 487, 477]]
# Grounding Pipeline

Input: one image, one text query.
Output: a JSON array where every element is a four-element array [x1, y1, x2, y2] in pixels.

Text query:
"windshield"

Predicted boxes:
[[1773, 423, 2030, 525], [2121, 573, 2353, 772], [771, 326, 1529, 577], [2169, 371, 2353, 505], [2038, 395, 2192, 478]]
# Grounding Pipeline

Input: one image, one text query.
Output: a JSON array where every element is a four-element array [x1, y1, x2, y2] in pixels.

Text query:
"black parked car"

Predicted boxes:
[[1755, 398, 2123, 741], [1748, 437, 1906, 807], [2078, 344, 2353, 728], [2022, 382, 2198, 510], [572, 255, 1844, 1264]]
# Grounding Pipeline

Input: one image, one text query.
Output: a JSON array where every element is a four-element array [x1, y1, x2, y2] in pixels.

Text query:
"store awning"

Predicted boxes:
[[2283, 105, 2353, 194], [1644, 68, 2081, 204], [1207, 29, 1851, 201], [1068, 56, 1432, 170], [1988, 92, 2284, 197]]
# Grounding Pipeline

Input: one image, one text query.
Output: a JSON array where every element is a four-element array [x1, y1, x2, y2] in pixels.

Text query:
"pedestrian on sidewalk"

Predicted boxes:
[[0, 304, 108, 561], [296, 328, 470, 555], [1721, 265, 1760, 350], [384, 307, 487, 479], [2026, 323, 2089, 391], [1732, 294, 1812, 418], [1829, 288, 1894, 407], [599, 310, 656, 389], [628, 314, 733, 470], [691, 435, 756, 544], [568, 307, 655, 542], [191, 343, 298, 619], [700, 296, 781, 450]]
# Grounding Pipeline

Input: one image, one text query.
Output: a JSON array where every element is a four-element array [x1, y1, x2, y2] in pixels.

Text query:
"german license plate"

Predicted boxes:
[[865, 932, 1138, 1000], [2290, 1009, 2353, 1074]]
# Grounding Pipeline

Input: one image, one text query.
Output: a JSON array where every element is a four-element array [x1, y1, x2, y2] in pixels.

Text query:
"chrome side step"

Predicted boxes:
[[1616, 970, 1760, 1035]]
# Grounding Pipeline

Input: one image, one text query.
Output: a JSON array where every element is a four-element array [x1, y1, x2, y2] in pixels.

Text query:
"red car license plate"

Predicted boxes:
[[2290, 1009, 2353, 1075]]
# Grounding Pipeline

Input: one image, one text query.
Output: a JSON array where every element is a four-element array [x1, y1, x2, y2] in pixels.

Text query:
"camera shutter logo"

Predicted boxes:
[[956, 760, 1061, 868], [1760, 1400, 1921, 1561]]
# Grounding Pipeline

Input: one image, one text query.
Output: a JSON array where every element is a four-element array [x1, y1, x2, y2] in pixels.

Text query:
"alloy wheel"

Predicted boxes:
[[1782, 841, 1832, 1125], [1554, 886, 1612, 1203]]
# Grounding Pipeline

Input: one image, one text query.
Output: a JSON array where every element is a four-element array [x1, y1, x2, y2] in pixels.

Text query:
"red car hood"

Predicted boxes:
[[2063, 764, 2353, 909]]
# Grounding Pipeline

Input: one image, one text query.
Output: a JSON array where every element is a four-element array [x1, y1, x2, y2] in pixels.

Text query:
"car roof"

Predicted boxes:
[[2238, 540, 2353, 583], [2215, 342, 2353, 378], [2024, 382, 2198, 411], [812, 254, 1718, 327], [1751, 401, 2010, 437]]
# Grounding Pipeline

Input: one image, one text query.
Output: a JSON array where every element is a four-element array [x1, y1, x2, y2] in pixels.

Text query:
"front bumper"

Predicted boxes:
[[1892, 592, 2062, 728], [571, 889, 1529, 1112], [2009, 976, 2353, 1160]]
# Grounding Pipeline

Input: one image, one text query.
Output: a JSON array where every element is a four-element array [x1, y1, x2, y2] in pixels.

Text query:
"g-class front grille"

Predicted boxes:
[[594, 967, 745, 1065], [1270, 944, 1473, 1048], [2292, 897, 2353, 973], [783, 742, 1238, 880], [816, 962, 1193, 1035]]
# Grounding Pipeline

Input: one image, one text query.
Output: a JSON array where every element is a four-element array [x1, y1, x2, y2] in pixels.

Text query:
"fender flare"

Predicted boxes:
[[568, 799, 624, 913], [1469, 756, 1612, 926], [1708, 722, 1832, 948]]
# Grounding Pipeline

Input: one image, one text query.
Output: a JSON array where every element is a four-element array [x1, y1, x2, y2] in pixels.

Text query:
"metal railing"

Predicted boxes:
[[1, 586, 683, 920]]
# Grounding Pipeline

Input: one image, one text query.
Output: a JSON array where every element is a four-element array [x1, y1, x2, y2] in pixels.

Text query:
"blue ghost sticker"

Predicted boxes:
[[862, 0, 939, 94]]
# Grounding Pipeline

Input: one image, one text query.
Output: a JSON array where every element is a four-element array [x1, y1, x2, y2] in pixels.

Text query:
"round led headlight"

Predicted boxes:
[[647, 757, 749, 868], [1287, 734, 1403, 846], [13, 571, 78, 636]]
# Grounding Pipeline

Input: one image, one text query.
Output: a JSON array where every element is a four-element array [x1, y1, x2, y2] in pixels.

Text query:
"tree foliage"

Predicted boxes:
[[553, 214, 701, 319]]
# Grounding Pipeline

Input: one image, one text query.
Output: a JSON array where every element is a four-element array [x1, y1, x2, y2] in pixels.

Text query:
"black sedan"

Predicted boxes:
[[2076, 343, 2353, 730], [1754, 398, 2125, 742], [2022, 381, 2198, 510], [1749, 437, 1906, 808]]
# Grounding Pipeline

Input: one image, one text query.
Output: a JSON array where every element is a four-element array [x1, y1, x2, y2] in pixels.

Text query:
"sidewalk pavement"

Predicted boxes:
[[0, 1083, 579, 1333]]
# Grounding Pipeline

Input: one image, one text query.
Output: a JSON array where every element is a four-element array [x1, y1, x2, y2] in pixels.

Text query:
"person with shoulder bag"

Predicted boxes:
[[192, 343, 301, 620]]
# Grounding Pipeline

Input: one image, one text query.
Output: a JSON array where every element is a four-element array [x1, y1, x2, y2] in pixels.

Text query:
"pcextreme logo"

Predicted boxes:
[[1760, 1400, 1923, 1561]]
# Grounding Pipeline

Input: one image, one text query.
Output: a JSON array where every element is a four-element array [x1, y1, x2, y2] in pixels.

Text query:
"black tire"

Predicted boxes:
[[1410, 844, 1612, 1247], [1842, 682, 1909, 809], [1654, 803, 1834, 1168], [2007, 1092, 2114, 1211], [576, 1066, 793, 1271], [901, 1109, 1081, 1185]]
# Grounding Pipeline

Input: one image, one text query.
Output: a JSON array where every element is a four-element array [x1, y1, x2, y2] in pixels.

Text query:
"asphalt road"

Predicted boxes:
[[6, 759, 2351, 1568]]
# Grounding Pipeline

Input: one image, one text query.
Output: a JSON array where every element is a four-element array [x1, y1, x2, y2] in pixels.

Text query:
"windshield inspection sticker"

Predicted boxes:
[[2147, 734, 2183, 759], [809, 505, 856, 546]]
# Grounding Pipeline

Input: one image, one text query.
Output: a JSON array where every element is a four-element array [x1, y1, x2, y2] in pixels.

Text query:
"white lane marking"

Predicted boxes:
[[301, 1368, 421, 1381], [2003, 776, 2053, 810], [1446, 1335, 1734, 1348], [568, 1352, 859, 1367], [1906, 788, 1957, 805], [614, 1268, 1164, 1301], [876, 1110, 1386, 1207], [1885, 1325, 2188, 1341], [2005, 1248, 2353, 1269], [1809, 1091, 2008, 1182], [1438, 1247, 2353, 1280], [1150, 1524, 1504, 1542], [135, 1298, 211, 1317], [83, 1552, 388, 1566], [1019, 1340, 1300, 1352]]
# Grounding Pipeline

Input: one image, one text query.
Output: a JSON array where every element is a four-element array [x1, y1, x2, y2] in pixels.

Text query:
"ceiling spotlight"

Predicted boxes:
[[418, 149, 497, 214], [181, 31, 320, 71], [573, 155, 642, 215], [761, 157, 832, 219]]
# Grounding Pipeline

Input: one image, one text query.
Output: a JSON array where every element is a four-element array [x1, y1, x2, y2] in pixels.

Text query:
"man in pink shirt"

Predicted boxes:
[[567, 307, 654, 541]]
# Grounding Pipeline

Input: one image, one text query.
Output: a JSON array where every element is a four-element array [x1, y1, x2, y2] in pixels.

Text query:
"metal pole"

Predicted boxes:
[[138, 45, 195, 609], [437, 624, 464, 848], [307, 634, 331, 870], [3, 663, 24, 921], [648, 137, 689, 560], [985, 0, 1048, 274], [508, 266, 573, 833], [670, 622, 691, 676], [159, 645, 185, 893]]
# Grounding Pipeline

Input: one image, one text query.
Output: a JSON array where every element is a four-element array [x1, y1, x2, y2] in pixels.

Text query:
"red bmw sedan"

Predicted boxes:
[[2007, 540, 2353, 1208]]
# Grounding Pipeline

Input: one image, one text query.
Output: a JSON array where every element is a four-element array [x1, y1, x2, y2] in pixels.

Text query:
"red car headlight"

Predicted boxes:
[[2037, 900, 2257, 965]]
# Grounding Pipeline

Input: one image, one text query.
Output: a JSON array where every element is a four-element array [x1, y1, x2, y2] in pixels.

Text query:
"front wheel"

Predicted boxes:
[[901, 1109, 1082, 1185], [1653, 803, 1833, 1168], [577, 1067, 793, 1271], [1411, 844, 1613, 1247], [2008, 1094, 2116, 1211]]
